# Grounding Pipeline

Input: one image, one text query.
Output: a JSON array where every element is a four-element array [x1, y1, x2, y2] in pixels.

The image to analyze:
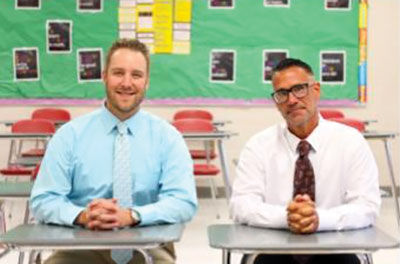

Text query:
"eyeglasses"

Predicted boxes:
[[271, 83, 311, 104]]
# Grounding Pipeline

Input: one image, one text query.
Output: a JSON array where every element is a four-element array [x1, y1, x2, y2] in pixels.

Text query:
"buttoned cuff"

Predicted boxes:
[[134, 205, 157, 226], [317, 208, 340, 231], [66, 205, 86, 227]]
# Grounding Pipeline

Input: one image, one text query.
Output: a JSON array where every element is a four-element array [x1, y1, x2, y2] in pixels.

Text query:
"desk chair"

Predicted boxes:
[[173, 109, 217, 160], [0, 119, 54, 179], [173, 109, 213, 121], [22, 108, 71, 158], [173, 118, 221, 218], [31, 108, 71, 124], [319, 109, 345, 119], [328, 117, 366, 132]]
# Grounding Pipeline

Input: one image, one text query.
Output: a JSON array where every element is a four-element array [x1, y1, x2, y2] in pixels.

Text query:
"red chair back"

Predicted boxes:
[[328, 117, 365, 132], [12, 119, 56, 134], [172, 118, 214, 133], [320, 109, 345, 119], [173, 109, 213, 121], [31, 162, 41, 180], [31, 108, 71, 123]]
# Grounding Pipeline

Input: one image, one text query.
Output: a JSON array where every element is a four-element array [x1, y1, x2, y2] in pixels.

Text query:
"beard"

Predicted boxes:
[[105, 88, 146, 119]]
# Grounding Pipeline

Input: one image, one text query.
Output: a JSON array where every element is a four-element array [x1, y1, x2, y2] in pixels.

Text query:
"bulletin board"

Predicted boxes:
[[0, 0, 367, 105]]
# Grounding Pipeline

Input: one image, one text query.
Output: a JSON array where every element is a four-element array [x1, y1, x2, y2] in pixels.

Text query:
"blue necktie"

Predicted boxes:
[[111, 122, 133, 264]]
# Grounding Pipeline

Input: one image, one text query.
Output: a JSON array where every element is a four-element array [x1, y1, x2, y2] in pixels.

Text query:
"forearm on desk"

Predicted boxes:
[[134, 195, 197, 226], [317, 203, 379, 231], [230, 195, 288, 229], [30, 196, 85, 227]]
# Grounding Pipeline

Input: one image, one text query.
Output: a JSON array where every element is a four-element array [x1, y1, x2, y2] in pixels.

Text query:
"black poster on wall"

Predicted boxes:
[[47, 20, 72, 53], [14, 48, 39, 81], [77, 49, 102, 82]]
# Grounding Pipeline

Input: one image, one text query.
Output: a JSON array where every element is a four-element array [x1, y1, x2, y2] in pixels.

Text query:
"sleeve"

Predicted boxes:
[[133, 126, 198, 226], [317, 133, 381, 231], [230, 139, 288, 229], [29, 126, 84, 226]]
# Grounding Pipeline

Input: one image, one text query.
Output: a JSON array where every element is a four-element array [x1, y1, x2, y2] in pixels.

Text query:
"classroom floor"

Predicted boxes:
[[0, 196, 399, 264]]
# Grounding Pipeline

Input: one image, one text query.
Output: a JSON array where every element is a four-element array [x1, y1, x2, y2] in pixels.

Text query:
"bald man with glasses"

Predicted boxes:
[[230, 58, 381, 264]]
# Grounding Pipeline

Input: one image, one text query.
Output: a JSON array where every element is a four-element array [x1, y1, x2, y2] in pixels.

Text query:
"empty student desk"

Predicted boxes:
[[363, 131, 400, 226], [182, 130, 235, 200], [0, 182, 33, 199], [208, 224, 400, 264], [0, 182, 34, 261], [0, 223, 184, 264], [0, 181, 33, 225]]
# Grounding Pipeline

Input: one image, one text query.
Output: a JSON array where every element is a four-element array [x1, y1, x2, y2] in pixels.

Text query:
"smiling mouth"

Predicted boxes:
[[116, 91, 135, 96]]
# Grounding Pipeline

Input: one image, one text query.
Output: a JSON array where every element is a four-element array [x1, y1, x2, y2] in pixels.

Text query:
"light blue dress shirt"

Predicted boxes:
[[30, 106, 197, 226]]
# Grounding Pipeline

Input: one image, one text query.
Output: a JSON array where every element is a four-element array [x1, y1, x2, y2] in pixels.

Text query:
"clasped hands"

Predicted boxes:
[[75, 198, 137, 230], [287, 194, 319, 234]]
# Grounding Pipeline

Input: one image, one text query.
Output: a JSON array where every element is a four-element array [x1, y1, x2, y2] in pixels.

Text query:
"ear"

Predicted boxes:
[[313, 82, 321, 99]]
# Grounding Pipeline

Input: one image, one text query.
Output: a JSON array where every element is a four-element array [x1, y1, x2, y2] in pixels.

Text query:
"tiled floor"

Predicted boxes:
[[0, 197, 399, 264]]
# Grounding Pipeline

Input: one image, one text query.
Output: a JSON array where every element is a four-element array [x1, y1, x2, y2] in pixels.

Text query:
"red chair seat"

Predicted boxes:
[[31, 108, 71, 124], [173, 110, 213, 121], [328, 117, 366, 132], [194, 164, 220, 175], [0, 166, 34, 176], [21, 148, 45, 157], [190, 150, 217, 159], [320, 109, 345, 119]]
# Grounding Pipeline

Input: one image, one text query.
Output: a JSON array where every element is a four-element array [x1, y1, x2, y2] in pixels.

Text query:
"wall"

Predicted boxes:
[[0, 0, 398, 191]]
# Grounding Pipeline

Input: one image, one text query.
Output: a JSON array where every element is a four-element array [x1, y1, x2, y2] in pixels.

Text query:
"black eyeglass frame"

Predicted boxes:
[[271, 82, 313, 104]]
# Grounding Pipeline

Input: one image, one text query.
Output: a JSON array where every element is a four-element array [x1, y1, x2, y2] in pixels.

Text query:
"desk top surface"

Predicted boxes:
[[363, 131, 398, 139], [0, 132, 53, 139], [182, 131, 234, 138], [208, 224, 399, 252], [0, 120, 66, 126], [0, 223, 184, 247], [0, 182, 33, 197]]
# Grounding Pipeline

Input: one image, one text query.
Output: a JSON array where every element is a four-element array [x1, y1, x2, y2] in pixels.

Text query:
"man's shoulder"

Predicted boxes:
[[321, 118, 364, 139], [247, 123, 283, 147], [139, 110, 175, 130], [55, 108, 102, 136], [137, 110, 182, 141]]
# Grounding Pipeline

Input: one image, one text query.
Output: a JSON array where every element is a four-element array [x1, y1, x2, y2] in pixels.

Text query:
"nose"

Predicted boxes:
[[286, 91, 299, 105], [121, 74, 131, 88]]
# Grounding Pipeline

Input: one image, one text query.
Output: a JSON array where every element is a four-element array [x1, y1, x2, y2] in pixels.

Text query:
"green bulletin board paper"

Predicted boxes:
[[0, 0, 360, 104]]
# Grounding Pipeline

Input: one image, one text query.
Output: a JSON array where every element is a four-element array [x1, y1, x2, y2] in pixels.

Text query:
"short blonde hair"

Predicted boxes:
[[105, 39, 150, 74]]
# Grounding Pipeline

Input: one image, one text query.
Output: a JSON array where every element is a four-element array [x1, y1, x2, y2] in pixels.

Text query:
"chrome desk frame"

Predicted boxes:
[[183, 131, 234, 200], [363, 131, 400, 226], [0, 182, 34, 263], [208, 224, 400, 264], [0, 223, 184, 264]]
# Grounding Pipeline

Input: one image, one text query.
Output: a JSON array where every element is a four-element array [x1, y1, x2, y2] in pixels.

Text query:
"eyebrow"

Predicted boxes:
[[110, 67, 145, 74], [276, 83, 308, 91]]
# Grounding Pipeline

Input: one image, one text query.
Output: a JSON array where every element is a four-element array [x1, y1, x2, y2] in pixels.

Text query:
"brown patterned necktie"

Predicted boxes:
[[293, 140, 315, 201]]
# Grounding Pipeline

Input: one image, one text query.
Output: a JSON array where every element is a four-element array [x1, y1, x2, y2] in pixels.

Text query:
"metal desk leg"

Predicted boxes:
[[28, 250, 41, 264], [0, 248, 10, 259], [383, 139, 400, 227], [217, 140, 231, 201], [365, 253, 374, 264], [135, 248, 154, 264], [246, 254, 258, 264], [18, 251, 24, 264], [24, 200, 30, 224], [222, 249, 230, 264]]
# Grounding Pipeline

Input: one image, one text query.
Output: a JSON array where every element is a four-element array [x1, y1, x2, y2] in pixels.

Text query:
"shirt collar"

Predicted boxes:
[[100, 104, 142, 135], [283, 115, 325, 154]]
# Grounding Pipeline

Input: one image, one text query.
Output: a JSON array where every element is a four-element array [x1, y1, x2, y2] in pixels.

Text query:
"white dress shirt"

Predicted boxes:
[[230, 117, 381, 231]]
